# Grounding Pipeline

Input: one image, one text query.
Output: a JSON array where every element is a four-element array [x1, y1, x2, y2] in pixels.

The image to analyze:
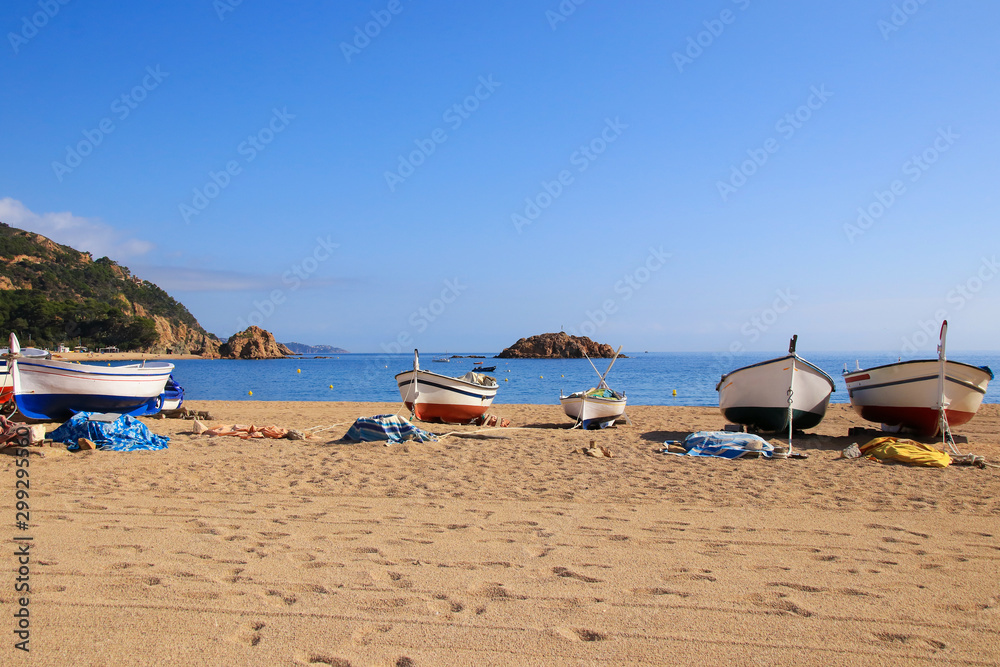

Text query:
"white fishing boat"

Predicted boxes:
[[560, 388, 627, 429], [396, 350, 498, 424], [7, 334, 173, 420], [843, 322, 992, 436], [716, 336, 835, 432], [560, 346, 628, 429]]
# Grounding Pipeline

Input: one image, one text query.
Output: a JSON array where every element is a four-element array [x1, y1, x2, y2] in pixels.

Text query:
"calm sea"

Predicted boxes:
[[162, 351, 1000, 407]]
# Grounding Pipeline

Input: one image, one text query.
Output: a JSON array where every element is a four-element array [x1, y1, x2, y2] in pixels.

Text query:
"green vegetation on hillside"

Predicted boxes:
[[0, 290, 159, 350], [0, 223, 206, 350]]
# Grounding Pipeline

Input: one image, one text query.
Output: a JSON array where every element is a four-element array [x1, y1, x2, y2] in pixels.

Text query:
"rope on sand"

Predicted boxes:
[[435, 426, 535, 440], [304, 423, 350, 433]]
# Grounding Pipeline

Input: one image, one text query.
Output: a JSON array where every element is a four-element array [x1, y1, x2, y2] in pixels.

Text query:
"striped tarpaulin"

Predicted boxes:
[[343, 414, 437, 444]]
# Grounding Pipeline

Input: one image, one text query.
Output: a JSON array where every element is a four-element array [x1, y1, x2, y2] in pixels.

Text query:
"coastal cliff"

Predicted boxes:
[[496, 333, 624, 359], [0, 222, 217, 353]]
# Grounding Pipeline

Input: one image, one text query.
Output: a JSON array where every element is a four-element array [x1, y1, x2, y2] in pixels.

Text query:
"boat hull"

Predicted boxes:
[[844, 360, 992, 436], [560, 393, 627, 429], [0, 368, 10, 404], [719, 406, 825, 432], [159, 375, 185, 412], [161, 399, 183, 412], [12, 358, 174, 420], [717, 355, 835, 432], [396, 369, 497, 424]]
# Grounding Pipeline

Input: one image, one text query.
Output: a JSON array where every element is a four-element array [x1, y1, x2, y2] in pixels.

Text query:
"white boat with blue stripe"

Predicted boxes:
[[7, 334, 173, 420], [396, 350, 498, 424]]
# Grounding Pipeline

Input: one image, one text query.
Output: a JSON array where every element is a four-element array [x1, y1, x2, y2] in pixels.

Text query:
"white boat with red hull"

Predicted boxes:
[[396, 350, 498, 424], [844, 359, 992, 436], [843, 322, 992, 437]]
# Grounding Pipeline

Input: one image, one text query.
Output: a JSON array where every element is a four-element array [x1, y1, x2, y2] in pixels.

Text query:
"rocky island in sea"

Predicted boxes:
[[495, 332, 626, 359], [217, 326, 292, 359]]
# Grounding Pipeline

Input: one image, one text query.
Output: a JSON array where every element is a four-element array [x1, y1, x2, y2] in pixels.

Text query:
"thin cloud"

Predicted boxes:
[[0, 197, 154, 259], [131, 265, 348, 293]]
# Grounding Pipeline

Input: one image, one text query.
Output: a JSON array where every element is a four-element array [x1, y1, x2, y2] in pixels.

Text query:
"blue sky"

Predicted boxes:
[[3, 1, 998, 354]]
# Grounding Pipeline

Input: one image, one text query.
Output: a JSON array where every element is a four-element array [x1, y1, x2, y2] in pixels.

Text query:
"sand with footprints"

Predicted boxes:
[[3, 401, 999, 665]]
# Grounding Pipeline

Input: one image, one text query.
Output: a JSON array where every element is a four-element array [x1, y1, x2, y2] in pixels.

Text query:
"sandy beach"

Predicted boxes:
[[3, 401, 999, 666]]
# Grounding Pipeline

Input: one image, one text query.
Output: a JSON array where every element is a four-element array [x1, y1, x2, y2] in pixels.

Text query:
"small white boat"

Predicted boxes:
[[716, 336, 835, 432], [396, 350, 498, 424], [560, 389, 627, 429], [8, 334, 173, 420], [843, 322, 992, 436], [560, 346, 627, 429]]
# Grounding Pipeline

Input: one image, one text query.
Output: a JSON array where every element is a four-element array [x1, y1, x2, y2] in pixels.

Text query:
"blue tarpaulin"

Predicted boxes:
[[674, 431, 774, 459], [343, 414, 437, 444], [50, 412, 170, 452]]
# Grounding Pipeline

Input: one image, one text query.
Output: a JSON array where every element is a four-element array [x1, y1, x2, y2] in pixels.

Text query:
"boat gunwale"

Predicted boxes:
[[395, 368, 498, 391], [16, 358, 176, 376], [846, 371, 991, 397], [717, 354, 835, 392], [559, 394, 627, 405], [843, 358, 994, 382]]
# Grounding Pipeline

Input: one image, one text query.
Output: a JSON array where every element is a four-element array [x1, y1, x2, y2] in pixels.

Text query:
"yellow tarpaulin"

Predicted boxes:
[[859, 437, 952, 467]]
